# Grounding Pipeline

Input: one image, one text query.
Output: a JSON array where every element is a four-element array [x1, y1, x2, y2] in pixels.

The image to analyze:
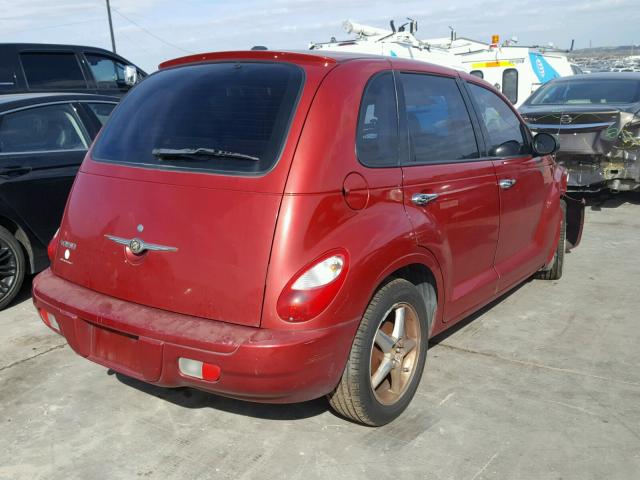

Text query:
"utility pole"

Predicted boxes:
[[106, 0, 116, 53]]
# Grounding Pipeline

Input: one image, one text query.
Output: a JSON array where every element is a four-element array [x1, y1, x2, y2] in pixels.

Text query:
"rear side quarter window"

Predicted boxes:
[[356, 71, 399, 167]]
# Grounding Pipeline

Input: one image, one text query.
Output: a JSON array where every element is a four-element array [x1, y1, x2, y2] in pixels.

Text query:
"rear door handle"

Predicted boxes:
[[411, 193, 439, 206], [499, 178, 517, 189]]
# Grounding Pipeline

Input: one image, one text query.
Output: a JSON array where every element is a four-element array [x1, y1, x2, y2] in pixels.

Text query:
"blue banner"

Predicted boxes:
[[529, 53, 560, 83]]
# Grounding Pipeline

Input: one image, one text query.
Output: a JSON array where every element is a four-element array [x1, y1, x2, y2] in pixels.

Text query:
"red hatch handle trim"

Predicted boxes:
[[105, 235, 178, 255]]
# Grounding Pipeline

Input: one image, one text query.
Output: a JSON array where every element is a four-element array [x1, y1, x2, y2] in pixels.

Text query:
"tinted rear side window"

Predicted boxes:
[[20, 53, 87, 89], [401, 73, 478, 164], [92, 62, 303, 175], [356, 71, 399, 167]]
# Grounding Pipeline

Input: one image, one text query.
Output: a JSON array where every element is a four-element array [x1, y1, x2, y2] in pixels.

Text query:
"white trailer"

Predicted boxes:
[[310, 20, 578, 107], [425, 35, 579, 106], [309, 20, 466, 72]]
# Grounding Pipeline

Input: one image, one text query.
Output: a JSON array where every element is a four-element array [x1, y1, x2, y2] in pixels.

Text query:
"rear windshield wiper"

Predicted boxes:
[[152, 148, 260, 162]]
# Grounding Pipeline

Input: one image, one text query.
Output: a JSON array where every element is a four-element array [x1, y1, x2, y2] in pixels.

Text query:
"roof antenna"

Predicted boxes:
[[389, 20, 396, 33], [251, 45, 268, 50], [407, 17, 417, 34], [570, 39, 575, 51]]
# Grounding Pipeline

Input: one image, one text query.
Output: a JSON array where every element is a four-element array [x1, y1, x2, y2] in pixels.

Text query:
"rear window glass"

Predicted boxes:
[[528, 79, 640, 105], [92, 62, 304, 175], [20, 52, 87, 89]]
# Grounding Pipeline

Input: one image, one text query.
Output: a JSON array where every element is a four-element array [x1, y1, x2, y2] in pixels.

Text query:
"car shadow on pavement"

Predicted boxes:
[[429, 279, 531, 346], [112, 279, 540, 422], [113, 371, 329, 421], [580, 191, 640, 211]]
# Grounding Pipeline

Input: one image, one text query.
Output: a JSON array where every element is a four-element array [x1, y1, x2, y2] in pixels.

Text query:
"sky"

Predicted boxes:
[[1, 0, 639, 72]]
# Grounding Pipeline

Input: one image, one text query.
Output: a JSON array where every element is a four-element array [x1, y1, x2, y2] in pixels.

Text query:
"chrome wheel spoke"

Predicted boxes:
[[392, 306, 406, 341], [403, 337, 417, 354], [375, 330, 395, 353], [389, 361, 402, 393], [371, 357, 393, 390]]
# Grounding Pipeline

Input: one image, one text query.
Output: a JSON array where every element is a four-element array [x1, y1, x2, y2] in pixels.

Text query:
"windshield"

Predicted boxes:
[[527, 78, 640, 105], [92, 61, 304, 175]]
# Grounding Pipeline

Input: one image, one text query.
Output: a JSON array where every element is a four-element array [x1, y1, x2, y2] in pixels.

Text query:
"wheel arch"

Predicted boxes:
[[0, 215, 35, 273], [369, 249, 445, 337]]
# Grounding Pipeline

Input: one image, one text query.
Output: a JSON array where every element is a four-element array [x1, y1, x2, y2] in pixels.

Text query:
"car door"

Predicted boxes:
[[0, 102, 92, 246], [399, 72, 501, 323], [465, 81, 553, 293]]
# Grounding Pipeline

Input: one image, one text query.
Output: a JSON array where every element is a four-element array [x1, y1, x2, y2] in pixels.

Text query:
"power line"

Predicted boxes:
[[2, 17, 104, 35], [109, 6, 193, 54]]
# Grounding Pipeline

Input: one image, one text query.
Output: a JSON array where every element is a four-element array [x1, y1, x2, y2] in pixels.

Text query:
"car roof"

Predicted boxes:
[[0, 42, 115, 52], [158, 49, 462, 77], [0, 93, 120, 111]]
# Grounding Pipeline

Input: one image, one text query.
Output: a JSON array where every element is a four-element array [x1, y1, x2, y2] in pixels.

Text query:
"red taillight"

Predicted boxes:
[[47, 229, 60, 262], [277, 250, 349, 322]]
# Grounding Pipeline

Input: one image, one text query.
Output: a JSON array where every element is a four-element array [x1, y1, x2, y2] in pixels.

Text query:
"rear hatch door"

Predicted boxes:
[[52, 56, 336, 327]]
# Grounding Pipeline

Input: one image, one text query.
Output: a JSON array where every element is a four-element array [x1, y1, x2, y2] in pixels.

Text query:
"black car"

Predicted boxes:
[[0, 43, 146, 97], [0, 93, 118, 308], [519, 73, 640, 192]]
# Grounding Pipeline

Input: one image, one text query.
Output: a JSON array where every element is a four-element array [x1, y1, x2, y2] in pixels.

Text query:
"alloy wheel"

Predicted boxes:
[[369, 302, 422, 405]]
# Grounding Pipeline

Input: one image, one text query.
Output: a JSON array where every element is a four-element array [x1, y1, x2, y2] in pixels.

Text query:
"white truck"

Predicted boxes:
[[310, 20, 579, 106]]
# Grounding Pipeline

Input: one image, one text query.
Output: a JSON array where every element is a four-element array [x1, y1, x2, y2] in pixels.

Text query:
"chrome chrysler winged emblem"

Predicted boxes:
[[560, 114, 573, 125], [105, 235, 178, 256]]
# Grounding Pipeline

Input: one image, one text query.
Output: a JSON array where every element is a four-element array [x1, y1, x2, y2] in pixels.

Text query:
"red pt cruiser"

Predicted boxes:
[[33, 51, 584, 426]]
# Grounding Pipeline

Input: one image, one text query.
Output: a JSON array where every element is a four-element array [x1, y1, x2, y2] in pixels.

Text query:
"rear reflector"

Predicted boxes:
[[178, 357, 221, 382], [38, 308, 60, 332]]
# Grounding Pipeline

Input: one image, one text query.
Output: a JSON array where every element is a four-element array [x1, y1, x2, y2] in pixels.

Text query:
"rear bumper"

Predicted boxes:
[[33, 269, 357, 403]]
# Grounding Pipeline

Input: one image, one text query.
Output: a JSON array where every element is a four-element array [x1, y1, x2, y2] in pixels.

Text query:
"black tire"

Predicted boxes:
[[0, 226, 26, 310], [328, 278, 430, 426], [536, 199, 566, 281]]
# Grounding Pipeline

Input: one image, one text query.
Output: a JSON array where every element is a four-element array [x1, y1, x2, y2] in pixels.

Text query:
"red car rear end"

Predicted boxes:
[[34, 50, 580, 426]]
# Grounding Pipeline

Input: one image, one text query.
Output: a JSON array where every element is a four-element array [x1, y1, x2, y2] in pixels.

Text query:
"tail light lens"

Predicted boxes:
[[277, 250, 349, 322], [47, 229, 59, 262]]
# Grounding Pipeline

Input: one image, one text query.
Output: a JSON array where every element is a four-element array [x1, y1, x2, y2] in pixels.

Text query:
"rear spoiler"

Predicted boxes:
[[159, 51, 338, 70]]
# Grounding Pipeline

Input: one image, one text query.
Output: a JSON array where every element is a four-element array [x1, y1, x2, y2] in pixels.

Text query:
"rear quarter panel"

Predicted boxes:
[[262, 59, 444, 334]]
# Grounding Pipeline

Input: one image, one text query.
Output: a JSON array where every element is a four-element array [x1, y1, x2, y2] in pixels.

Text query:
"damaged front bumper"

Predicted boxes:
[[530, 111, 640, 192]]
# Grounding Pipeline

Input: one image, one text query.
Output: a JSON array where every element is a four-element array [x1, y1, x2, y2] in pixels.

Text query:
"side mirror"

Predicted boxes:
[[124, 65, 138, 87], [533, 132, 559, 156]]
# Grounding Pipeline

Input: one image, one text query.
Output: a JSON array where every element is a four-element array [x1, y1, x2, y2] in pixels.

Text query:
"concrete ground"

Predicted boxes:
[[1, 193, 639, 480]]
